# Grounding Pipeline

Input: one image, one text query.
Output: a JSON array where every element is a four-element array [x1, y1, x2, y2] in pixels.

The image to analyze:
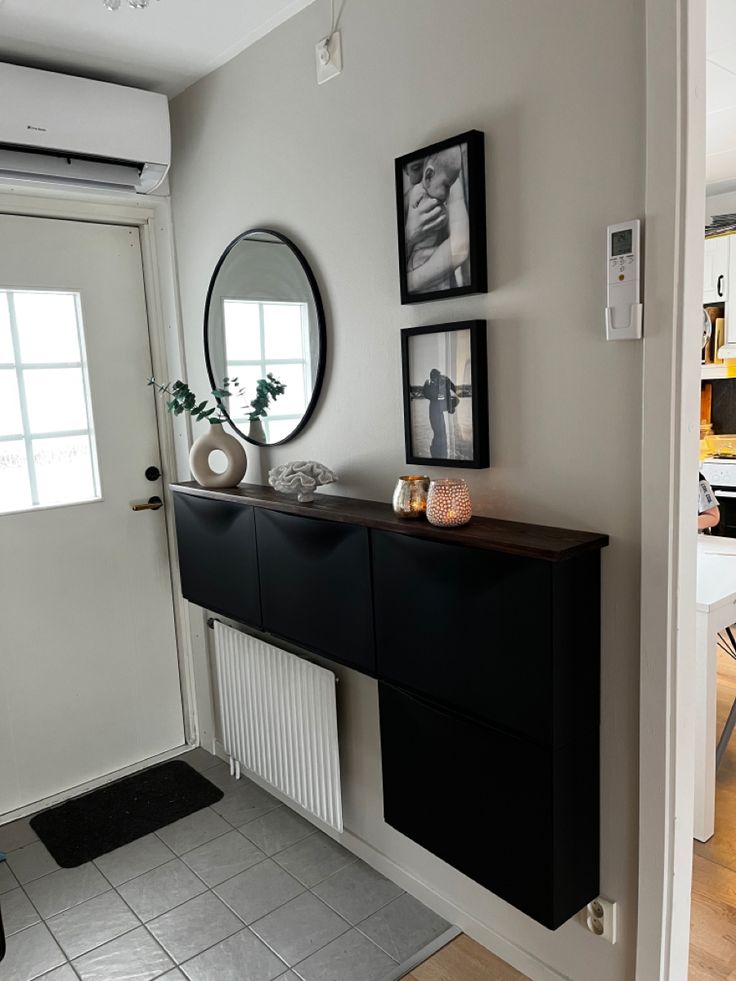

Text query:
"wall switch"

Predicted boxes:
[[584, 897, 617, 944], [316, 31, 342, 85]]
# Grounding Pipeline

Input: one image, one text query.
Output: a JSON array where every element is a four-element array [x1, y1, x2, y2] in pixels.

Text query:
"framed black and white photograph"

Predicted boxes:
[[395, 130, 487, 305], [401, 321, 489, 469]]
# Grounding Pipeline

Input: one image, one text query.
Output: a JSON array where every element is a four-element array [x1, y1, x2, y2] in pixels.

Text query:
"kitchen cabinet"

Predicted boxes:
[[704, 235, 729, 305]]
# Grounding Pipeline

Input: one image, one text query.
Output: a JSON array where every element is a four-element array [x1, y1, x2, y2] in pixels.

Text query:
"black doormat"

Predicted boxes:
[[29, 759, 224, 868]]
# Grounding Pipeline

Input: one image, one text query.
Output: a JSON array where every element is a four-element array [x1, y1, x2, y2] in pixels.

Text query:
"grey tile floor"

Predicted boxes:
[[0, 749, 454, 981]]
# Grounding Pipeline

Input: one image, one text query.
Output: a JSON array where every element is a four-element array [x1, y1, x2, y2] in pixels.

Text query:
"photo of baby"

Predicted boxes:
[[395, 130, 487, 304]]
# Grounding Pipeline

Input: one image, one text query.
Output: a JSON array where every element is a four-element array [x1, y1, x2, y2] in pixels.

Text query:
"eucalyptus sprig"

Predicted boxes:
[[148, 373, 286, 425], [248, 373, 287, 420], [148, 377, 225, 424]]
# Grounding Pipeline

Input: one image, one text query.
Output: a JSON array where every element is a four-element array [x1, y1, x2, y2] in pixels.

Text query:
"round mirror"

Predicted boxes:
[[204, 228, 326, 446]]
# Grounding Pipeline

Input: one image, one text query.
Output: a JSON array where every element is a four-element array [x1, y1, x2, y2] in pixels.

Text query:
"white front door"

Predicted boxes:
[[0, 213, 185, 817]]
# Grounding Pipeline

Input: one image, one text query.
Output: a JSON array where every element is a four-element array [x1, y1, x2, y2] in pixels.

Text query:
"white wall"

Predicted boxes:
[[169, 2, 644, 978], [707, 188, 736, 218]]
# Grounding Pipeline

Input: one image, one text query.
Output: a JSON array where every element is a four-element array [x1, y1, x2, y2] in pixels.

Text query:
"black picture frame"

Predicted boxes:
[[395, 130, 487, 305], [401, 320, 489, 469]]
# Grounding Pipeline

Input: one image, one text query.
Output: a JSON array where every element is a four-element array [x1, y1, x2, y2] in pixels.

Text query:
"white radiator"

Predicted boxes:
[[213, 621, 343, 831]]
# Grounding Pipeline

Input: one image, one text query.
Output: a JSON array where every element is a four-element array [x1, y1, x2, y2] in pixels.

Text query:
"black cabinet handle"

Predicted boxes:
[[718, 274, 725, 297]]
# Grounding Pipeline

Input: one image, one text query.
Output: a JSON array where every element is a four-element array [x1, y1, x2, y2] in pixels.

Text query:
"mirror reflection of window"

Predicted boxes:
[[222, 298, 310, 442]]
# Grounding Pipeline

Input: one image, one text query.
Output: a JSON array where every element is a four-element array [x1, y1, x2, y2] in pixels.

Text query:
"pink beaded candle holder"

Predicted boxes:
[[426, 478, 472, 528]]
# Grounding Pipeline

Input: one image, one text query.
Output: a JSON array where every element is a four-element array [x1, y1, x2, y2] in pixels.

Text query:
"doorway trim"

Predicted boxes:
[[637, 0, 705, 978], [0, 183, 201, 755]]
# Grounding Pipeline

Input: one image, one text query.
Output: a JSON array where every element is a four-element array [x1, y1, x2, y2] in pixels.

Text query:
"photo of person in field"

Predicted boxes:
[[407, 328, 473, 461]]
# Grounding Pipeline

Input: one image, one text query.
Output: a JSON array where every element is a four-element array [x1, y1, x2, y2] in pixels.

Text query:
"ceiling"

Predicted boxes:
[[0, 0, 320, 97], [708, 0, 736, 191]]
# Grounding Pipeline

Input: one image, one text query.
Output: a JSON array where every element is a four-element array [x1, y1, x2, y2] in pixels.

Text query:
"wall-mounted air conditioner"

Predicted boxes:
[[0, 63, 170, 194]]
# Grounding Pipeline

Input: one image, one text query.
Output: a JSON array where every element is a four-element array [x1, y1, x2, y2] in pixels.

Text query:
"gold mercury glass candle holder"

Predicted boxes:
[[392, 475, 430, 518], [426, 478, 473, 528]]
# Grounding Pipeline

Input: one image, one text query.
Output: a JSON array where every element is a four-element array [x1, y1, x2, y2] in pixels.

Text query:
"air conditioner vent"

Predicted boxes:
[[0, 62, 170, 195]]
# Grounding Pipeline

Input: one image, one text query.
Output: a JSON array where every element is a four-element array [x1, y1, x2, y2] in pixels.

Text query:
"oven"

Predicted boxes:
[[702, 459, 736, 537]]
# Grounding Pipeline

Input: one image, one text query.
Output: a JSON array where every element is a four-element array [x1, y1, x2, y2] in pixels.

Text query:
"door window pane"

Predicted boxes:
[[0, 289, 100, 515], [0, 370, 22, 437], [221, 299, 310, 436], [24, 368, 89, 433], [33, 436, 96, 506], [266, 361, 307, 416], [223, 300, 261, 362], [0, 440, 32, 512], [14, 291, 81, 364], [266, 418, 299, 443], [263, 303, 306, 360]]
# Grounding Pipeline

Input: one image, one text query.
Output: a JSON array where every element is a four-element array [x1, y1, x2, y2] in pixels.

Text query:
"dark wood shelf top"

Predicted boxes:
[[171, 481, 608, 562]]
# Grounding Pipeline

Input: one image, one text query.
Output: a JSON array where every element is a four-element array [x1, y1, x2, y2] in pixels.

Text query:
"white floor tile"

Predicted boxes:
[[1, 922, 66, 981], [73, 926, 174, 981]]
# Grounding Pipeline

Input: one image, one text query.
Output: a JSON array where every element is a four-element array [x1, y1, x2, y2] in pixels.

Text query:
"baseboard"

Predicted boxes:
[[0, 743, 195, 825], [212, 741, 570, 981], [338, 828, 571, 981]]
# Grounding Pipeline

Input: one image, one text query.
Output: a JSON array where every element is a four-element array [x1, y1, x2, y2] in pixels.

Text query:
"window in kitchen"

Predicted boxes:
[[222, 298, 311, 443], [0, 289, 101, 515]]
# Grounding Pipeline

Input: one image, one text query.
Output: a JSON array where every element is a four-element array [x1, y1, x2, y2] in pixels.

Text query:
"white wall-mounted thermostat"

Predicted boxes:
[[606, 219, 643, 340]]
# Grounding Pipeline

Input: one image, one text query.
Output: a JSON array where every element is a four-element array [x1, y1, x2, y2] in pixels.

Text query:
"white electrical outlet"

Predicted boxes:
[[315, 31, 342, 85], [584, 897, 617, 944]]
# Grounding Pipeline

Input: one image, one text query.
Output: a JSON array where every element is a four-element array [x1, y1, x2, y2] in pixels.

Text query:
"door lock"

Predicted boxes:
[[131, 496, 163, 512], [145, 466, 161, 482]]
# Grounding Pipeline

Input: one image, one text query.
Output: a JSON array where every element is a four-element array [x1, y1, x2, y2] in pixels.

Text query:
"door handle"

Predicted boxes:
[[131, 496, 163, 512], [718, 274, 725, 297]]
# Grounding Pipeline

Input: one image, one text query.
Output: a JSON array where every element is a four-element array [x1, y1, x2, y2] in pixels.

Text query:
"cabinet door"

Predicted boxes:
[[255, 510, 375, 672], [704, 236, 729, 304], [372, 530, 553, 743], [378, 682, 598, 930], [173, 494, 261, 626]]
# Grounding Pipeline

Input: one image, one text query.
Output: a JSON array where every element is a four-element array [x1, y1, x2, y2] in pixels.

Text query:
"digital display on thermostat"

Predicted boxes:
[[611, 229, 633, 257]]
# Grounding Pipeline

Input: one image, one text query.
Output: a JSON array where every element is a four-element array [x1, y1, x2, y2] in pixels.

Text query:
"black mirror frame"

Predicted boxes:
[[204, 227, 327, 447]]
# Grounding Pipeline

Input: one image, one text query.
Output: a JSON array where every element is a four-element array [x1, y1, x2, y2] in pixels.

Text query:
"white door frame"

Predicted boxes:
[[0, 183, 203, 765], [637, 0, 706, 978]]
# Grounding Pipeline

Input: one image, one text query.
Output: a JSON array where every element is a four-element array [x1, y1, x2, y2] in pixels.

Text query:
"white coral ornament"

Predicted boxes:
[[268, 461, 337, 503]]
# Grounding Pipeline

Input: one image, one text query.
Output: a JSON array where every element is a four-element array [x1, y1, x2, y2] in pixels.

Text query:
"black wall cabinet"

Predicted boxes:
[[378, 682, 598, 930], [255, 509, 375, 673], [170, 482, 607, 930], [173, 493, 261, 626], [372, 531, 600, 748]]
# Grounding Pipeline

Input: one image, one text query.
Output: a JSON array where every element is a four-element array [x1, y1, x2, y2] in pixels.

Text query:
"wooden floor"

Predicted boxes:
[[691, 650, 736, 979], [403, 934, 529, 981]]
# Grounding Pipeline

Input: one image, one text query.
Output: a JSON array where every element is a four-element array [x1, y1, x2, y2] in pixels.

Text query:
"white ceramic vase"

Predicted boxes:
[[248, 417, 266, 443], [189, 423, 247, 488]]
